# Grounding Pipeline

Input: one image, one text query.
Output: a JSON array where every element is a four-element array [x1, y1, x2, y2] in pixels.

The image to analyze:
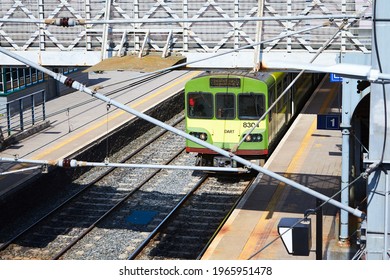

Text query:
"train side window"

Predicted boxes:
[[238, 93, 265, 120], [283, 75, 291, 102], [216, 93, 235, 119], [268, 85, 275, 121], [187, 92, 214, 119], [277, 82, 283, 97]]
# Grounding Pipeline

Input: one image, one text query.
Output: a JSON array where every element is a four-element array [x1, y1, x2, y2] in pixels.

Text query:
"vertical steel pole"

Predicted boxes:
[[316, 199, 323, 260], [6, 103, 11, 136], [38, 0, 45, 51], [340, 80, 351, 244], [385, 173, 389, 259], [101, 0, 112, 60], [42, 90, 46, 121], [254, 0, 264, 70], [340, 52, 371, 252], [31, 94, 35, 125], [85, 0, 92, 51], [182, 0, 188, 52], [19, 99, 23, 131]]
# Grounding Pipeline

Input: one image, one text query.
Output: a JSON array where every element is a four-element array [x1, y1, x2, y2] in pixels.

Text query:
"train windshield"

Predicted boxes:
[[187, 92, 214, 119], [238, 93, 265, 120], [216, 93, 235, 119]]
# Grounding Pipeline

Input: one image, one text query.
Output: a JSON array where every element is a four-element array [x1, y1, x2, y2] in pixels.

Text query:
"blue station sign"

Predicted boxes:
[[330, 73, 343, 82], [317, 114, 341, 130]]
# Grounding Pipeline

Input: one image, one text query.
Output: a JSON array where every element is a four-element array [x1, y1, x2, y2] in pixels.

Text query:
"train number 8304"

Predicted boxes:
[[242, 122, 259, 128]]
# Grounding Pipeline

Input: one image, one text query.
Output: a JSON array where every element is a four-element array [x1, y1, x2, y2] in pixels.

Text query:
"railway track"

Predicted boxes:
[[131, 175, 254, 260], [0, 112, 255, 260], [0, 114, 189, 259]]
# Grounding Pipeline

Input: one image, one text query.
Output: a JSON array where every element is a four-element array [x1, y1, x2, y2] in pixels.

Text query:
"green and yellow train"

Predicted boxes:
[[184, 71, 323, 168]]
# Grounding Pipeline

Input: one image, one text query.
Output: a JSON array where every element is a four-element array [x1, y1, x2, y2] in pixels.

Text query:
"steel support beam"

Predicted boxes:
[[101, 0, 112, 60], [339, 53, 371, 245]]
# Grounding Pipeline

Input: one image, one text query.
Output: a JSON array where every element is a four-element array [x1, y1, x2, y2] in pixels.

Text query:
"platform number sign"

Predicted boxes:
[[317, 114, 341, 130], [330, 73, 342, 82]]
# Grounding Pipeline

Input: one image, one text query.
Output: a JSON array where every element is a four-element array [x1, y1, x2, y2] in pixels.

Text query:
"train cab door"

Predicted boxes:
[[215, 92, 237, 150]]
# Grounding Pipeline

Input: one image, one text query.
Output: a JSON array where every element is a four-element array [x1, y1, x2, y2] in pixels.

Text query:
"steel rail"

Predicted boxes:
[[53, 146, 188, 260], [196, 176, 256, 260], [128, 174, 209, 260]]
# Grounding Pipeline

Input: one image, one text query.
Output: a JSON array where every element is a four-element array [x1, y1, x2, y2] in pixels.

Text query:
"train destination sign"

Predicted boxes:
[[209, 77, 241, 88]]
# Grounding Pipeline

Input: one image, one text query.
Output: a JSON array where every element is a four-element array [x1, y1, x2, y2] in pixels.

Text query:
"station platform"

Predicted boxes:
[[202, 75, 351, 260], [0, 70, 198, 197]]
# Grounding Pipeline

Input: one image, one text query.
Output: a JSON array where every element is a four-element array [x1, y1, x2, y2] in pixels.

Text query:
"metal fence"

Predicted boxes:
[[0, 90, 46, 137]]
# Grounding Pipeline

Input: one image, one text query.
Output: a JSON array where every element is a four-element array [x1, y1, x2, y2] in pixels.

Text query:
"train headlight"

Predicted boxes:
[[243, 133, 262, 142], [190, 132, 208, 141]]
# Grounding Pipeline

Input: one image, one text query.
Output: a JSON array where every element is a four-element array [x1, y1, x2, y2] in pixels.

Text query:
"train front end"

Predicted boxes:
[[184, 73, 269, 168]]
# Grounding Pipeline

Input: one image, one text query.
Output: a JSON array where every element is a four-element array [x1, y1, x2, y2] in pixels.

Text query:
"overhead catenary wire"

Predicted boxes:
[[12, 71, 182, 160], [0, 165, 42, 176], [44, 70, 175, 124]]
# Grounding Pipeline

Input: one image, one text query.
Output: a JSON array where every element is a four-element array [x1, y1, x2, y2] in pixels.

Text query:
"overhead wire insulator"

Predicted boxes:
[[58, 159, 77, 168], [64, 77, 75, 88], [54, 18, 77, 27], [44, 18, 85, 26]]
